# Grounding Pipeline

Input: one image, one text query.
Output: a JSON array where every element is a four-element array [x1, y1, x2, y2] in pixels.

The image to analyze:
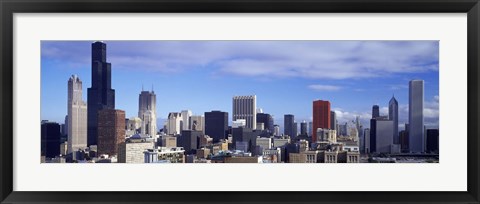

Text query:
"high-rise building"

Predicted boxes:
[[232, 95, 257, 129], [189, 115, 205, 132], [389, 95, 399, 144], [205, 111, 228, 143], [284, 114, 295, 137], [67, 75, 88, 154], [330, 111, 337, 131], [167, 112, 182, 135], [273, 125, 280, 136], [308, 121, 313, 137], [179, 130, 203, 153], [372, 105, 380, 119], [370, 118, 394, 153], [409, 80, 425, 153], [426, 129, 439, 153], [138, 89, 156, 137], [41, 121, 61, 159], [87, 41, 115, 146], [181, 110, 192, 131], [364, 128, 370, 153], [300, 120, 307, 135], [293, 122, 298, 137], [97, 109, 125, 156], [256, 113, 274, 133], [312, 100, 331, 143]]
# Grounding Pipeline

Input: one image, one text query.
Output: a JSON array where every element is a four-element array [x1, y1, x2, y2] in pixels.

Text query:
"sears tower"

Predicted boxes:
[[87, 41, 115, 146]]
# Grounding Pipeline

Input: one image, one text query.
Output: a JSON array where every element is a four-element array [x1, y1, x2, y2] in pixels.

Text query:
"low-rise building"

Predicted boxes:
[[144, 147, 185, 163]]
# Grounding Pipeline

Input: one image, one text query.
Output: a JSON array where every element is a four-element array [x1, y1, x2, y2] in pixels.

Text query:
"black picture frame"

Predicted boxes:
[[1, 0, 479, 203]]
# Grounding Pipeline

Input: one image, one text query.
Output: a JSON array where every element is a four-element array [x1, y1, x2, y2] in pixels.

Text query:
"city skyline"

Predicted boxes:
[[41, 41, 439, 131]]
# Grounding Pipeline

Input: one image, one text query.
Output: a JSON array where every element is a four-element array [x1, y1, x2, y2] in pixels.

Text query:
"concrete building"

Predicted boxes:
[[232, 119, 247, 128], [87, 41, 115, 147], [144, 147, 185, 163], [273, 138, 290, 148], [67, 75, 87, 154], [118, 135, 155, 163], [409, 80, 425, 153], [256, 137, 272, 150], [284, 114, 295, 137], [181, 110, 192, 131], [167, 112, 182, 135], [189, 115, 205, 133], [316, 128, 337, 143], [138, 90, 156, 137], [160, 135, 177, 148], [232, 95, 257, 129], [273, 125, 280, 136], [97, 109, 125, 156], [126, 117, 142, 136], [389, 95, 399, 144], [313, 100, 331, 143], [204, 111, 228, 143], [263, 148, 282, 163]]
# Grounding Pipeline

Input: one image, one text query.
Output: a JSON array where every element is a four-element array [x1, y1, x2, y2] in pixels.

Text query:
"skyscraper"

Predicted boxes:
[[312, 100, 331, 143], [284, 114, 295, 137], [409, 80, 424, 153], [256, 113, 274, 133], [138, 89, 156, 137], [330, 111, 337, 131], [41, 121, 61, 158], [300, 120, 307, 135], [87, 41, 115, 146], [232, 95, 257, 129], [389, 95, 399, 144], [67, 75, 87, 154], [204, 111, 228, 143], [372, 105, 380, 119], [181, 110, 192, 131], [97, 109, 125, 156]]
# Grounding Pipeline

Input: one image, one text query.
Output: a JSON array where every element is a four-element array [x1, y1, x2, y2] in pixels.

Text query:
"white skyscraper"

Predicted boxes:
[[409, 80, 424, 153], [67, 75, 87, 154], [232, 95, 257, 129], [189, 115, 205, 133], [181, 110, 192, 131], [138, 90, 157, 137], [167, 112, 182, 135]]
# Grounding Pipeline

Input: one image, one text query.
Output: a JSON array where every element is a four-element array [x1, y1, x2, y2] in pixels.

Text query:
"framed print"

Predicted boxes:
[[1, 0, 479, 203]]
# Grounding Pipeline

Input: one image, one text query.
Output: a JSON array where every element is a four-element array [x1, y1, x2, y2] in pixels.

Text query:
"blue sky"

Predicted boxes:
[[41, 41, 439, 131]]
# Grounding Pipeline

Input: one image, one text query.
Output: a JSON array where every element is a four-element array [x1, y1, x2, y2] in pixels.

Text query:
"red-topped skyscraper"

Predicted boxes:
[[312, 100, 331, 143]]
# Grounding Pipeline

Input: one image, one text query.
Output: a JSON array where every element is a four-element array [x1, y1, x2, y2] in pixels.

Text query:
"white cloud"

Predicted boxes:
[[308, 84, 342, 91], [43, 41, 439, 80]]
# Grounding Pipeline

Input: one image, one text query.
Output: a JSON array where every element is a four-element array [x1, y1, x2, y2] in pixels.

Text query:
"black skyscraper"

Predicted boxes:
[[426, 129, 439, 153], [284, 114, 295, 137], [204, 111, 228, 143], [256, 113, 274, 133], [41, 122, 61, 158], [372, 105, 380, 119], [87, 42, 115, 146]]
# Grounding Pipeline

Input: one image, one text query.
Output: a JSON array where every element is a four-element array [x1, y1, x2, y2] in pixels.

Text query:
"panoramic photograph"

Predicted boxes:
[[40, 41, 439, 163]]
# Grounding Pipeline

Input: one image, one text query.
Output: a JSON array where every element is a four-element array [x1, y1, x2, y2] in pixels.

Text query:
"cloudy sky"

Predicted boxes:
[[41, 41, 439, 131]]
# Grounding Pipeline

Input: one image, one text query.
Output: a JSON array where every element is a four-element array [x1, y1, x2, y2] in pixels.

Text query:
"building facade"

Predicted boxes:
[[204, 111, 228, 143], [389, 95, 399, 144], [87, 41, 115, 146], [284, 114, 295, 137], [67, 75, 87, 154], [409, 80, 425, 153], [138, 90, 157, 137], [97, 109, 125, 156], [232, 95, 257, 130], [313, 100, 331, 143]]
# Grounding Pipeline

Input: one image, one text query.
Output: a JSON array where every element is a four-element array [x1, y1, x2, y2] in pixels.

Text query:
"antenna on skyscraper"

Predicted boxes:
[[142, 84, 144, 91], [152, 84, 154, 92]]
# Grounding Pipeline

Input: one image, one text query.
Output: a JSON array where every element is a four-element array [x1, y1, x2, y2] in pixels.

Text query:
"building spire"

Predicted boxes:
[[142, 84, 144, 91]]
